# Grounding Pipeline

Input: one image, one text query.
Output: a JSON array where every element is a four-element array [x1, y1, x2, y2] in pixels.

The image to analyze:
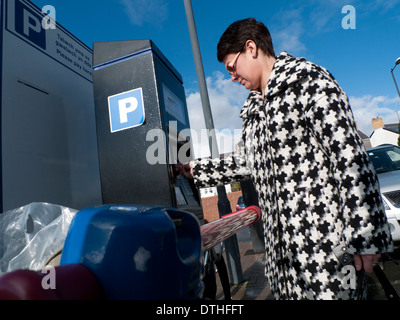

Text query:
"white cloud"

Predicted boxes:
[[119, 0, 168, 26], [350, 95, 400, 136], [271, 9, 307, 55], [363, 0, 400, 13], [186, 71, 248, 158]]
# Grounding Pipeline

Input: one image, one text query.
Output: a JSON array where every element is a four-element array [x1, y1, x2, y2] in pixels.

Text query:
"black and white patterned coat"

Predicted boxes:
[[192, 52, 393, 299]]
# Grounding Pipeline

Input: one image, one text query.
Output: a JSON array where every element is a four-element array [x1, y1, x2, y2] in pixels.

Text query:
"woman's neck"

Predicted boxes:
[[261, 55, 276, 98]]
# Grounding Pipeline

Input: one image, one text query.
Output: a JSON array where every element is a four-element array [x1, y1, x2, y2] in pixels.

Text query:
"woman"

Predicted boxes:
[[181, 18, 393, 299]]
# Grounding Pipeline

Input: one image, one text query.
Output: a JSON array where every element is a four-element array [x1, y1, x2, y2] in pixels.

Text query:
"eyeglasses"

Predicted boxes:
[[226, 51, 242, 75]]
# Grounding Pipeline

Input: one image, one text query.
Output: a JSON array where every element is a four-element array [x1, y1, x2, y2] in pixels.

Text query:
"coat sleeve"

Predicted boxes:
[[306, 83, 393, 255], [192, 141, 251, 189]]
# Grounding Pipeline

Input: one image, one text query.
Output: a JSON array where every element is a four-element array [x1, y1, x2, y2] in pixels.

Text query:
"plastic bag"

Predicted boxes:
[[0, 202, 77, 274]]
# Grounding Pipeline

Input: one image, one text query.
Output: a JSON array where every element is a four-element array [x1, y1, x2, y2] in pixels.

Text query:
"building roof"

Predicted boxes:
[[382, 123, 399, 134], [370, 123, 399, 138], [357, 130, 369, 140]]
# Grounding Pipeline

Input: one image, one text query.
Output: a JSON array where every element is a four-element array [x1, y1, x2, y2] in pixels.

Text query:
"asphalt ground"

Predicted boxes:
[[367, 249, 400, 300]]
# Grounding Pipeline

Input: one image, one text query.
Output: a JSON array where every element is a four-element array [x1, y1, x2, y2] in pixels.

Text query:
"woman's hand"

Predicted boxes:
[[353, 254, 381, 274], [177, 162, 194, 179]]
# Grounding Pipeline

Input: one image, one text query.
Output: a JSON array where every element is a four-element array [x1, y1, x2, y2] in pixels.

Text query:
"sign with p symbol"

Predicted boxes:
[[108, 88, 145, 133]]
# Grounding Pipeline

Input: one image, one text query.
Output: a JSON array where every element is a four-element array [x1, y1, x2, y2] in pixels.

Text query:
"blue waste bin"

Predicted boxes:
[[60, 205, 204, 300]]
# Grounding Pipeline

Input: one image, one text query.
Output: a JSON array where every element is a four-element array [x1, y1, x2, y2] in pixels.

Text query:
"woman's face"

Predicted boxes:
[[223, 46, 263, 91]]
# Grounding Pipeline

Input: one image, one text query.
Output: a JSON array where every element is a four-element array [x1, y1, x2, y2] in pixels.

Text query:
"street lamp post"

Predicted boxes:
[[183, 0, 219, 158], [390, 57, 400, 100], [183, 0, 244, 286], [391, 58, 400, 144]]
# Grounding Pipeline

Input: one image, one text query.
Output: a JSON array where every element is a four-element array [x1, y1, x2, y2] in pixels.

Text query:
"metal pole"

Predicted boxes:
[[240, 179, 265, 253], [183, 0, 219, 158], [217, 185, 244, 284], [390, 67, 400, 100], [391, 66, 400, 123], [183, 0, 244, 284]]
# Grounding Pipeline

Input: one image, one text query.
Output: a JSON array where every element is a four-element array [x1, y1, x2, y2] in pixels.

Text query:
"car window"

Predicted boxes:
[[387, 150, 400, 170], [368, 146, 400, 173]]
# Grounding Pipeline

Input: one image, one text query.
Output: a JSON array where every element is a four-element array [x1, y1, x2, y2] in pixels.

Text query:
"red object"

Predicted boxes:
[[0, 264, 103, 300], [52, 264, 103, 300], [201, 205, 262, 251], [0, 269, 58, 300]]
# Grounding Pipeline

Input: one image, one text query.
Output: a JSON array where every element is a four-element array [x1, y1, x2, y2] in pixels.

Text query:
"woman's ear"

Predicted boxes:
[[245, 40, 258, 59]]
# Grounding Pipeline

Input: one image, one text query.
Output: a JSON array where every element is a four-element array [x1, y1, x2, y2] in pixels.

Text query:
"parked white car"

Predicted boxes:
[[367, 144, 400, 244]]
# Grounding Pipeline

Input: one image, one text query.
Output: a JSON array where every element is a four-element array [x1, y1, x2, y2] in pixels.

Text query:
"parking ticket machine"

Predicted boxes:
[[92, 40, 203, 221]]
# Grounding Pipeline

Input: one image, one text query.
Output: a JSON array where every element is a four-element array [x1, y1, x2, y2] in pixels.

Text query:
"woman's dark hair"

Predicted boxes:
[[217, 18, 275, 62]]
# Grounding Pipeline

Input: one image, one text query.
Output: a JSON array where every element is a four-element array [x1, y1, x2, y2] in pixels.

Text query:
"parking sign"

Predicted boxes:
[[108, 88, 145, 133]]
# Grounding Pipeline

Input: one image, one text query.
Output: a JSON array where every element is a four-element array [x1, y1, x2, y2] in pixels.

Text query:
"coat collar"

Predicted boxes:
[[265, 51, 308, 99], [240, 52, 308, 118]]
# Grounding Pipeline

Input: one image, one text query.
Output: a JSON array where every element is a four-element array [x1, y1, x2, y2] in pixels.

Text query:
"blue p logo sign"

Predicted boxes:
[[15, 0, 46, 50], [108, 88, 145, 133], [118, 97, 138, 124]]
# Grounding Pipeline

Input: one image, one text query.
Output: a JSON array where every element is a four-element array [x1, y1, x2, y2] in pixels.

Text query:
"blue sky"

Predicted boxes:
[[32, 0, 400, 157]]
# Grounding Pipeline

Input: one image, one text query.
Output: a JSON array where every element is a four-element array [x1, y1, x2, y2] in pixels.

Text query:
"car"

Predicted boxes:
[[367, 144, 400, 244], [236, 195, 245, 211]]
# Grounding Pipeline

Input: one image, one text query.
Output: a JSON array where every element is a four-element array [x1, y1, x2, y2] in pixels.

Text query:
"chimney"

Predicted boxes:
[[371, 117, 384, 130]]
